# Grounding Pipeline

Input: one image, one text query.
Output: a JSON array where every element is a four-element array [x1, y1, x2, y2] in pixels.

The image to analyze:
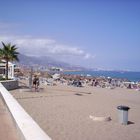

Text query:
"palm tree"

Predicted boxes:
[[0, 42, 19, 80]]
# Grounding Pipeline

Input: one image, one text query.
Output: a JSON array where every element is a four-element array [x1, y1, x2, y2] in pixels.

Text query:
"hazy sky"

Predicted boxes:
[[0, 0, 140, 71]]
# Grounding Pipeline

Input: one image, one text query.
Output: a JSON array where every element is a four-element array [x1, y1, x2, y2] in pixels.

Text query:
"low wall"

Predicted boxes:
[[0, 83, 51, 140], [0, 80, 19, 90]]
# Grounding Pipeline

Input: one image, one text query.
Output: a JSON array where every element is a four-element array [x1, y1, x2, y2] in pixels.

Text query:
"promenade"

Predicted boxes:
[[0, 97, 19, 140]]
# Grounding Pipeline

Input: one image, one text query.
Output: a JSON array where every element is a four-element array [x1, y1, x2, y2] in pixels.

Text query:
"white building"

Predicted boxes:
[[50, 67, 63, 72], [0, 60, 15, 79]]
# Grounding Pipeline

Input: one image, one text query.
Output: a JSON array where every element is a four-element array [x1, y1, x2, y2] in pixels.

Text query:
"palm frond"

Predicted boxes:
[[1, 42, 20, 79]]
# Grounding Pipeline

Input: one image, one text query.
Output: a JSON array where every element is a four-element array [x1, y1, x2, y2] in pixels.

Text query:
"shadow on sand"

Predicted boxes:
[[127, 121, 135, 125]]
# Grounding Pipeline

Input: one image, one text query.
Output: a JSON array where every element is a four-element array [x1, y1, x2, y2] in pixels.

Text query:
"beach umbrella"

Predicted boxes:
[[34, 72, 41, 76]]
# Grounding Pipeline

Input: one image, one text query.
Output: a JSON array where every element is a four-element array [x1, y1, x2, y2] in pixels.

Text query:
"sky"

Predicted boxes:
[[0, 0, 140, 71]]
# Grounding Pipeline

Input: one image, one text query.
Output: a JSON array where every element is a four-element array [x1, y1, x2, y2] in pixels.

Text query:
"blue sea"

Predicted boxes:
[[64, 71, 140, 82]]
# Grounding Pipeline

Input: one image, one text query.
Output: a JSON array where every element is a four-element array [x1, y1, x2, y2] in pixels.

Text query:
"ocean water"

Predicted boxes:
[[64, 71, 140, 82]]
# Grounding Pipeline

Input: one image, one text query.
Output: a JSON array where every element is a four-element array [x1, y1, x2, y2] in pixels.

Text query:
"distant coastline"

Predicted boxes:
[[63, 69, 82, 72]]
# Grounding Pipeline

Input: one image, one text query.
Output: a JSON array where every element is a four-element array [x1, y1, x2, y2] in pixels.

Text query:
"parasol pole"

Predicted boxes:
[[29, 66, 33, 90]]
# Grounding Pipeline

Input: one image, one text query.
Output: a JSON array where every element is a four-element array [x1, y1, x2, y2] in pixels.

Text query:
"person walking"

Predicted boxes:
[[33, 75, 39, 92]]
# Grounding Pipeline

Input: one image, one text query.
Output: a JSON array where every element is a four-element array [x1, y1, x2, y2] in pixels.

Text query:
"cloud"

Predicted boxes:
[[84, 53, 96, 60], [0, 35, 95, 64]]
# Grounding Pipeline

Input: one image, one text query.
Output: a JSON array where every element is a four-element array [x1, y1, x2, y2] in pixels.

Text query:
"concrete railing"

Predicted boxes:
[[0, 83, 51, 140]]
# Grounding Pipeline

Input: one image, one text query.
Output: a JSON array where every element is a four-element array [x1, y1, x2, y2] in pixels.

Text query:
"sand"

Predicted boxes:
[[10, 81, 140, 140]]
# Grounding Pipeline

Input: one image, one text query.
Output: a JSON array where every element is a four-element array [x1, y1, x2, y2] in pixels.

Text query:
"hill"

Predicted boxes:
[[17, 54, 86, 70]]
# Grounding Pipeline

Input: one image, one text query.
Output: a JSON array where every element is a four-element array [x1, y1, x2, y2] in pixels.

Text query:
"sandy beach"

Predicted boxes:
[[10, 81, 140, 140]]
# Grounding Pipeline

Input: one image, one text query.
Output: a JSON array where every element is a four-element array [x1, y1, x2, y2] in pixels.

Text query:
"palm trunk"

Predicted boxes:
[[6, 60, 8, 80]]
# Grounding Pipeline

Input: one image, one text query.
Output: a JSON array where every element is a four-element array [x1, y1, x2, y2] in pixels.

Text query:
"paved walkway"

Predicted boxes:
[[0, 97, 19, 140]]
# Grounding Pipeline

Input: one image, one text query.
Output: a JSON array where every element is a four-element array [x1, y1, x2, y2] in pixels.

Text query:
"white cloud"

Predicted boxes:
[[84, 53, 96, 60], [0, 35, 95, 64]]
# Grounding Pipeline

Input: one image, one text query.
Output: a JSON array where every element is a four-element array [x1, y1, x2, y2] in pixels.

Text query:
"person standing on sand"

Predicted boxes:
[[33, 75, 39, 92]]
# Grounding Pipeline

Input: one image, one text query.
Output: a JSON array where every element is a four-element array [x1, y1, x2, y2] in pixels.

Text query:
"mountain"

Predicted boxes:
[[17, 54, 86, 70]]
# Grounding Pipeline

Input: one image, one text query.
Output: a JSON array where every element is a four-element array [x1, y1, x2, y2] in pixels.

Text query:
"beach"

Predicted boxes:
[[10, 81, 140, 140]]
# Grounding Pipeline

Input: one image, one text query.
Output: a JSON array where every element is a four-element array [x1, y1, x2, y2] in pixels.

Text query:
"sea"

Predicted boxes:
[[64, 71, 140, 82]]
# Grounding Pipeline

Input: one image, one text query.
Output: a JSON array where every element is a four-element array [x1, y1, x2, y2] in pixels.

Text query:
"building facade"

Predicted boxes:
[[0, 60, 15, 79]]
